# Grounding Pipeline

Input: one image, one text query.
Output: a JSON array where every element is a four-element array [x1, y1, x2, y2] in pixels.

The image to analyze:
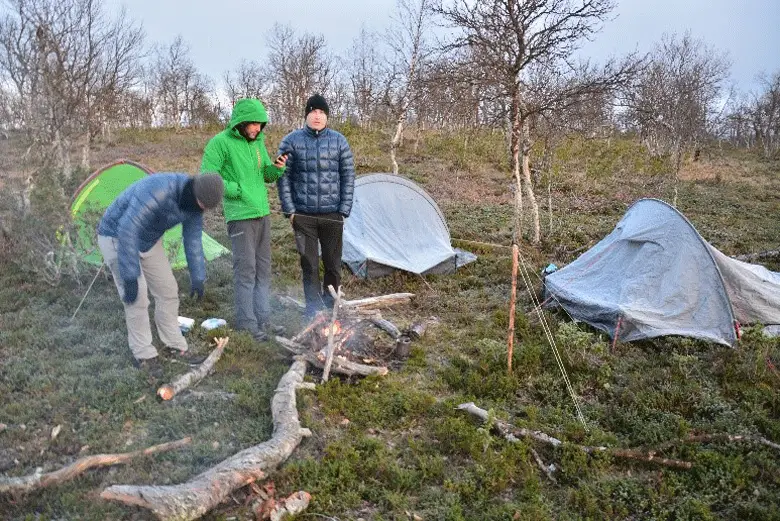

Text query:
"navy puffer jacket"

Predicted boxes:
[[97, 173, 206, 284], [277, 126, 355, 216]]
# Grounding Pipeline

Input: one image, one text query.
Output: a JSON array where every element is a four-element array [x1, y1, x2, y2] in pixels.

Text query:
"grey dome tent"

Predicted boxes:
[[544, 198, 780, 347], [342, 174, 476, 278]]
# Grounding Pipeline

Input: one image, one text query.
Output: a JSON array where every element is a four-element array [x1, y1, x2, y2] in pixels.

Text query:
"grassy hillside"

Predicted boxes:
[[0, 127, 779, 520]]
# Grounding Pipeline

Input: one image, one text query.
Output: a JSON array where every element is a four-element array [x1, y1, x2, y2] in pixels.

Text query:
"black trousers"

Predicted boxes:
[[292, 212, 344, 313]]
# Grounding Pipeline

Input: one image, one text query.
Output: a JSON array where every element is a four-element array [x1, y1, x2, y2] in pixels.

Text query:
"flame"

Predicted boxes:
[[320, 320, 343, 337]]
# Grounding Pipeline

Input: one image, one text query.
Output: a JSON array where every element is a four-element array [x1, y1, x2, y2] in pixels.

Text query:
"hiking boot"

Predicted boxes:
[[133, 356, 163, 379], [252, 330, 269, 342], [167, 348, 207, 366], [261, 322, 286, 335]]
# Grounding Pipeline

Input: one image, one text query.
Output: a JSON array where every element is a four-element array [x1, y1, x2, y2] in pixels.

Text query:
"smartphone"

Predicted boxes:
[[275, 152, 289, 163]]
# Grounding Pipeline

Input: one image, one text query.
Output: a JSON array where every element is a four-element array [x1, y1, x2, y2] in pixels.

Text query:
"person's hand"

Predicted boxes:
[[190, 279, 204, 300], [123, 279, 138, 304], [273, 153, 289, 168], [289, 214, 295, 226]]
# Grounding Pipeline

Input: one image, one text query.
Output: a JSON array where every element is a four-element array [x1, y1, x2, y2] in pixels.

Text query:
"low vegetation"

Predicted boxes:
[[0, 128, 778, 520]]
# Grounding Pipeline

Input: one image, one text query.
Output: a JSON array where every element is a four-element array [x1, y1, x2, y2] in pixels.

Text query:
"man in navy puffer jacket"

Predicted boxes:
[[97, 173, 224, 375], [277, 94, 355, 318]]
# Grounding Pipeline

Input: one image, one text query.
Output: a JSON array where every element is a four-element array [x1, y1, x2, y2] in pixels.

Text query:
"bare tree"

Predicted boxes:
[[436, 0, 637, 243], [0, 0, 144, 178], [621, 33, 730, 173], [150, 35, 216, 127], [266, 24, 333, 127], [223, 59, 270, 106], [347, 26, 384, 128], [384, 0, 434, 175], [748, 70, 780, 158]]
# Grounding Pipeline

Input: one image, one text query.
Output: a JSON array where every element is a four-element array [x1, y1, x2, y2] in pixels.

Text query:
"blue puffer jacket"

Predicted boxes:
[[97, 173, 206, 284], [277, 126, 355, 216]]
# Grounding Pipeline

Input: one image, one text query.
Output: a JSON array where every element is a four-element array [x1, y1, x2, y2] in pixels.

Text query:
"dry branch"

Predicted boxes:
[[101, 360, 310, 521], [322, 285, 343, 382], [157, 337, 229, 401], [657, 433, 780, 453], [291, 313, 328, 343], [341, 292, 415, 310], [370, 317, 402, 339], [734, 249, 780, 262], [275, 336, 389, 377], [457, 402, 693, 470], [0, 438, 191, 495]]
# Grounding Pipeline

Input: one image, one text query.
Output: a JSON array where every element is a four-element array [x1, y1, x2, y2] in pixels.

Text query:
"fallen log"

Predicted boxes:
[[101, 360, 312, 521], [157, 337, 229, 401], [457, 402, 692, 470], [275, 336, 389, 377], [0, 438, 191, 495]]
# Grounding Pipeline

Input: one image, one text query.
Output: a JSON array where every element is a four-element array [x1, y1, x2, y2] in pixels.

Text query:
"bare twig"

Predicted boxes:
[[530, 448, 557, 484]]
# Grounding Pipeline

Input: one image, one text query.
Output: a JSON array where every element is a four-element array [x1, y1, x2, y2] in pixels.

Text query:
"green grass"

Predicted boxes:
[[1, 129, 779, 520]]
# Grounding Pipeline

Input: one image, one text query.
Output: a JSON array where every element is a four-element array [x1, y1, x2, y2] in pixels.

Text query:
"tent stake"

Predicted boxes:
[[611, 315, 623, 352]]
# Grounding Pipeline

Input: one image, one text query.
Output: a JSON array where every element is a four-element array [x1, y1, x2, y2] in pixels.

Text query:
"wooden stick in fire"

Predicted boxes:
[[321, 285, 343, 382], [157, 337, 229, 401]]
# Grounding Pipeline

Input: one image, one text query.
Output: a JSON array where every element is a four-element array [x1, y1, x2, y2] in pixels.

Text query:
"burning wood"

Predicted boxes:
[[274, 291, 422, 380]]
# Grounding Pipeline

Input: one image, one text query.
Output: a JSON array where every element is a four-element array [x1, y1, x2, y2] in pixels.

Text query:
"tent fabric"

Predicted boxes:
[[342, 173, 476, 278], [544, 198, 780, 347], [71, 160, 230, 269]]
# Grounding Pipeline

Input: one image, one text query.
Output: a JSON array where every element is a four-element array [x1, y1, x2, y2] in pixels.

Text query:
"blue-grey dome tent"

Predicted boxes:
[[544, 198, 780, 347], [342, 174, 476, 278]]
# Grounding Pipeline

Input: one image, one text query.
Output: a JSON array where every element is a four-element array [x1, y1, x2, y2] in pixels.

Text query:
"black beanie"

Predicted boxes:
[[192, 174, 224, 209], [305, 94, 329, 117]]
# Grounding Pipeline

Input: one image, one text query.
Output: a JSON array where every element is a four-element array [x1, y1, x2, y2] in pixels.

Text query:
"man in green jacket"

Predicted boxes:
[[201, 98, 288, 341]]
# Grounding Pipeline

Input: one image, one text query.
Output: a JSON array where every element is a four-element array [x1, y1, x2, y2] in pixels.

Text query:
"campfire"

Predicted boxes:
[[274, 291, 437, 380]]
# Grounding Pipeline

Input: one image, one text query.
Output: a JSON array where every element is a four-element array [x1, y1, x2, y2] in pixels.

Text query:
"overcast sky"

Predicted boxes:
[[106, 0, 780, 93]]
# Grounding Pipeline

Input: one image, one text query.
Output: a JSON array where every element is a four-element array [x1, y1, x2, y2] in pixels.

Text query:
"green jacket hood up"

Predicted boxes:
[[228, 98, 269, 129], [200, 98, 284, 222]]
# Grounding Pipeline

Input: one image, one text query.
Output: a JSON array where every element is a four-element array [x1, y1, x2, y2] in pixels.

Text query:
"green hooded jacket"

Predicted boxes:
[[200, 98, 285, 222]]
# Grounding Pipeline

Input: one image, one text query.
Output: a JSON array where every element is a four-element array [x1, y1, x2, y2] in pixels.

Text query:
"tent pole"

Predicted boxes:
[[507, 244, 519, 374]]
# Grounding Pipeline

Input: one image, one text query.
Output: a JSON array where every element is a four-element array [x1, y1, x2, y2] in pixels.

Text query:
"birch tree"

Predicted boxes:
[[436, 0, 637, 243], [384, 0, 434, 175], [266, 24, 333, 126], [0, 0, 144, 178], [621, 32, 730, 173]]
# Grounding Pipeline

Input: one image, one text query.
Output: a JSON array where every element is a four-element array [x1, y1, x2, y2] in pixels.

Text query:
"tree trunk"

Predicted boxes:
[[521, 119, 541, 243], [390, 112, 406, 176], [510, 89, 523, 243]]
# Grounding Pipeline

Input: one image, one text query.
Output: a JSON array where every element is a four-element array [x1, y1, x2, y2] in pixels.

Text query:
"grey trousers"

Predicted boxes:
[[228, 216, 272, 335], [98, 235, 188, 361]]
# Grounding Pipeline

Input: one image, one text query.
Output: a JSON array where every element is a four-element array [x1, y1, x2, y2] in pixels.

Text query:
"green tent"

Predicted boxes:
[[71, 160, 230, 269]]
